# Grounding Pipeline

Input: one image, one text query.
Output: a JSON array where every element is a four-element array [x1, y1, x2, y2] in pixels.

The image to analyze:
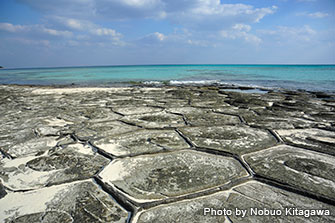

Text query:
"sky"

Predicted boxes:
[[0, 0, 334, 68]]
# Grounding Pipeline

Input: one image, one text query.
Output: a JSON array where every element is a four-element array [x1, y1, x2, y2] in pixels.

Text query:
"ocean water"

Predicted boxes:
[[0, 64, 334, 92]]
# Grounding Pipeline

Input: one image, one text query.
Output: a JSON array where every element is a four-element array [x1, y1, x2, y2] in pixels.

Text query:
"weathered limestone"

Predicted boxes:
[[179, 126, 277, 155], [167, 106, 240, 126], [121, 111, 185, 128], [112, 106, 163, 116], [275, 129, 335, 155], [0, 85, 334, 223], [2, 136, 59, 158], [75, 120, 139, 141], [98, 150, 248, 203], [243, 145, 335, 200], [0, 143, 109, 190], [0, 180, 128, 223], [135, 181, 335, 223], [92, 129, 189, 156]]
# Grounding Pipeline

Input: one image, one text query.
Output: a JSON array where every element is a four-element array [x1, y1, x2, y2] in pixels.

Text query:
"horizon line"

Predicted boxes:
[[1, 63, 335, 70]]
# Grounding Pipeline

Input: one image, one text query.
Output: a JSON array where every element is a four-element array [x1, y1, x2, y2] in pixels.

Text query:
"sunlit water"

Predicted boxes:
[[0, 64, 334, 92]]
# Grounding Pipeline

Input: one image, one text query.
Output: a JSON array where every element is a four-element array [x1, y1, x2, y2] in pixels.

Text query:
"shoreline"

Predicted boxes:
[[1, 82, 334, 98]]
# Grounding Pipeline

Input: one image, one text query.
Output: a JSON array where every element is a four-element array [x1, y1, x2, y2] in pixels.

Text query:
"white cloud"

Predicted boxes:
[[307, 12, 329, 18], [259, 25, 316, 42], [54, 17, 122, 39], [297, 11, 329, 18], [154, 32, 166, 41], [220, 23, 261, 44], [0, 23, 30, 32], [19, 1, 277, 27], [0, 22, 72, 38], [167, 2, 277, 29], [41, 28, 73, 37], [137, 32, 167, 45]]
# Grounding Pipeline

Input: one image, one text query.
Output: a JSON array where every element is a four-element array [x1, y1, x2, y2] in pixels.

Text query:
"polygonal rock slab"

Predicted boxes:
[[75, 121, 139, 141], [275, 128, 335, 155], [135, 181, 335, 223], [243, 145, 335, 200], [92, 129, 190, 157], [185, 112, 240, 126], [0, 143, 109, 190], [0, 180, 128, 223], [167, 107, 240, 126], [2, 136, 59, 158], [113, 106, 164, 116], [98, 150, 248, 203], [179, 126, 277, 155], [120, 111, 185, 128]]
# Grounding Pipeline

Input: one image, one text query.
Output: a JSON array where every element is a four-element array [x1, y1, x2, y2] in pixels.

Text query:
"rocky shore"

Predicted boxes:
[[0, 84, 334, 222]]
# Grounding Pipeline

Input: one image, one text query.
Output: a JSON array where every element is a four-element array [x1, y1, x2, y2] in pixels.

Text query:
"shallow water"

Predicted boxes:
[[0, 64, 334, 92]]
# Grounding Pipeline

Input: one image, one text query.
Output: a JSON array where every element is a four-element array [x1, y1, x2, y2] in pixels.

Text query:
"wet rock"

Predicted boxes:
[[98, 150, 248, 203], [275, 128, 335, 155], [93, 129, 189, 156], [243, 145, 335, 200], [0, 143, 109, 190], [179, 126, 277, 155], [121, 111, 185, 128], [135, 180, 335, 223], [0, 180, 128, 223]]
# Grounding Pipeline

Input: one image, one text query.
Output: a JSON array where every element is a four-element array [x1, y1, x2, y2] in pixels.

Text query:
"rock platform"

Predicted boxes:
[[0, 85, 334, 222]]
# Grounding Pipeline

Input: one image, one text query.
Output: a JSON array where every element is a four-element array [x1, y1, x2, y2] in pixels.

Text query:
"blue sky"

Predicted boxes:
[[0, 0, 334, 68]]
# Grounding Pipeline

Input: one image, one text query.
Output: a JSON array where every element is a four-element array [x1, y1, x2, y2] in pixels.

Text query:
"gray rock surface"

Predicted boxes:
[[135, 181, 335, 223], [179, 125, 277, 155], [0, 85, 334, 223], [98, 150, 249, 202], [93, 129, 189, 157], [243, 145, 335, 200], [0, 180, 129, 223]]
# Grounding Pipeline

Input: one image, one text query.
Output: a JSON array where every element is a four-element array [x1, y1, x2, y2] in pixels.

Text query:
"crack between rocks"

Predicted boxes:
[[87, 141, 115, 160], [254, 175, 335, 206], [175, 129, 195, 147], [267, 129, 283, 143], [93, 176, 136, 223], [284, 141, 335, 157], [119, 120, 144, 129], [0, 147, 13, 159], [140, 176, 252, 210], [212, 110, 245, 124]]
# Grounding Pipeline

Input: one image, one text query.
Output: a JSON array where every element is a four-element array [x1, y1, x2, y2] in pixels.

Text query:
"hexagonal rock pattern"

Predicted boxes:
[[98, 150, 248, 203], [275, 128, 335, 155], [179, 126, 277, 155], [243, 145, 335, 200], [135, 181, 335, 223], [0, 143, 109, 190], [120, 111, 185, 128], [0, 180, 128, 223], [92, 129, 190, 157]]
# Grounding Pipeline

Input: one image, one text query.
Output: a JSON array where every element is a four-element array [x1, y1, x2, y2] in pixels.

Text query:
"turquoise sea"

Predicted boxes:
[[0, 64, 334, 92]]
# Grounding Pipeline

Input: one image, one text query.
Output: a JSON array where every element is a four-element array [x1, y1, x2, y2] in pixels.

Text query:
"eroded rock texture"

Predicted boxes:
[[0, 85, 334, 222]]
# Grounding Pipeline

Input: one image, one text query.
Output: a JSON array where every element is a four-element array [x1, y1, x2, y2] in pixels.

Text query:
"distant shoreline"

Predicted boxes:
[[1, 83, 334, 97]]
